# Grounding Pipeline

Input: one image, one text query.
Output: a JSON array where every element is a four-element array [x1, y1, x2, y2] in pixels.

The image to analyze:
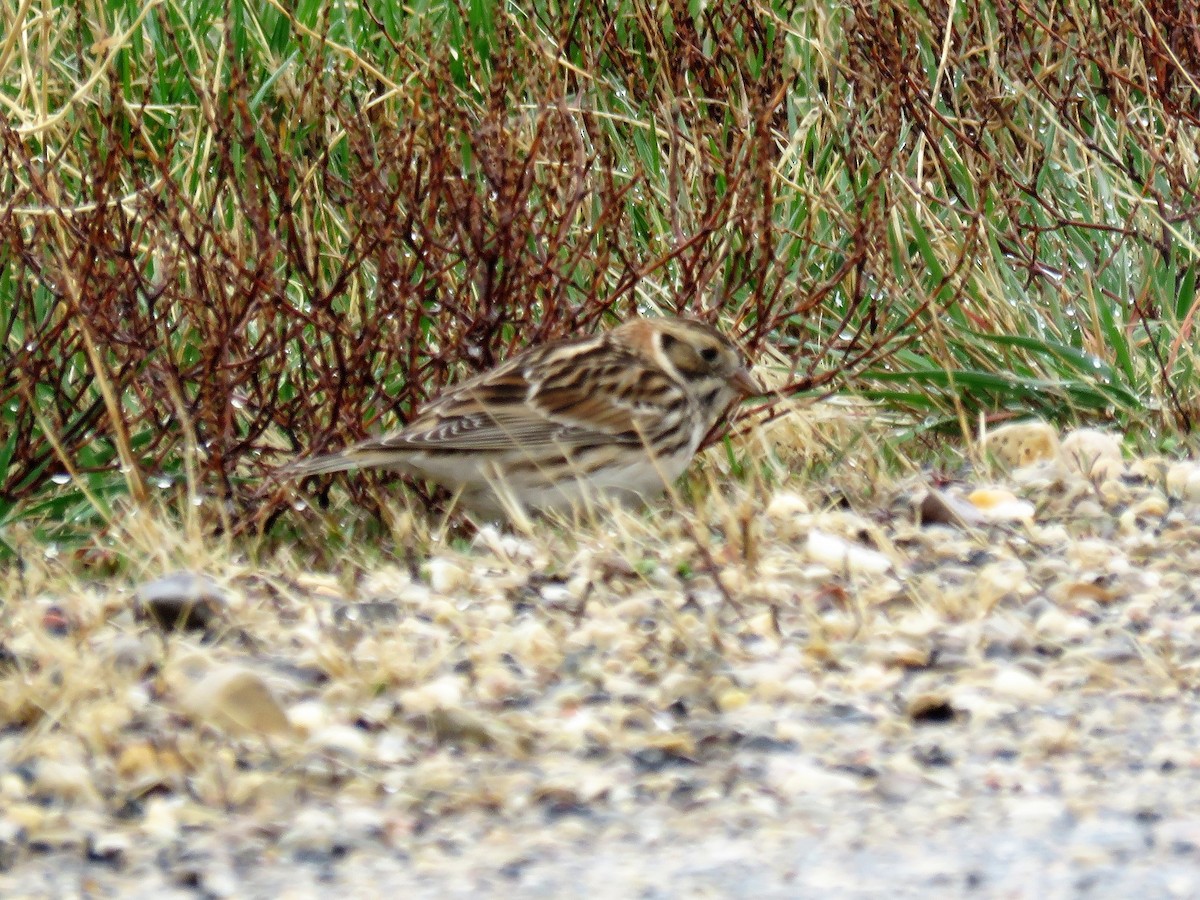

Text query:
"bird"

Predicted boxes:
[[288, 316, 762, 517]]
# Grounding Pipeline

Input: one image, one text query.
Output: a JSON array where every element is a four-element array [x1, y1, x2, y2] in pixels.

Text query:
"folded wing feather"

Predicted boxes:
[[378, 347, 675, 452]]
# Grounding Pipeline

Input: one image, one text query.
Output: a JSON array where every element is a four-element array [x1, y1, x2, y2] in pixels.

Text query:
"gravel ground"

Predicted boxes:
[[4, 425, 1200, 898]]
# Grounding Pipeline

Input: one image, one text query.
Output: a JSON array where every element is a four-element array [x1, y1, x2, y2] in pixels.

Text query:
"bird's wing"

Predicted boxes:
[[376, 339, 680, 453]]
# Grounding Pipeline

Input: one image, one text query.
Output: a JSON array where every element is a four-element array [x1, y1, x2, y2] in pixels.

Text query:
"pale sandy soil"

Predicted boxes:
[[4, 434, 1200, 898]]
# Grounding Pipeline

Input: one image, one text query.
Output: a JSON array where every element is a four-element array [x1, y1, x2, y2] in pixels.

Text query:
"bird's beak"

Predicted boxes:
[[730, 366, 764, 397]]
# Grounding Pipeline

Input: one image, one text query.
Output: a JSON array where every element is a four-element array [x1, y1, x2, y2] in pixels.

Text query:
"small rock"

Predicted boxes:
[[1034, 607, 1087, 641], [1086, 638, 1141, 665], [399, 675, 464, 714], [868, 639, 932, 669], [1166, 462, 1200, 502], [0, 817, 23, 871], [1119, 495, 1168, 532], [805, 530, 891, 576], [714, 688, 749, 712], [873, 769, 930, 803], [306, 724, 371, 759], [1067, 539, 1124, 570], [414, 707, 520, 752], [1055, 578, 1118, 606], [279, 807, 342, 857], [906, 692, 961, 723], [182, 666, 292, 738], [115, 741, 187, 794], [917, 489, 986, 528], [427, 558, 471, 594], [39, 605, 72, 636], [101, 634, 158, 677], [768, 758, 861, 796], [979, 619, 1036, 662], [1155, 818, 1200, 855], [332, 600, 402, 627], [975, 560, 1031, 608], [1127, 456, 1168, 483], [134, 571, 226, 632], [1059, 428, 1123, 478], [765, 492, 810, 536], [86, 831, 131, 867], [989, 666, 1052, 703], [629, 742, 699, 772], [31, 758, 100, 805]]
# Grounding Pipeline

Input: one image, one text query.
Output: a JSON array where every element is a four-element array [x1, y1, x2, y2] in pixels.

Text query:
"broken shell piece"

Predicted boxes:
[[916, 489, 986, 528], [1059, 428, 1124, 479], [181, 666, 292, 738], [966, 488, 1035, 523], [989, 665, 1052, 703], [982, 421, 1060, 469], [1165, 462, 1200, 502], [805, 530, 892, 576]]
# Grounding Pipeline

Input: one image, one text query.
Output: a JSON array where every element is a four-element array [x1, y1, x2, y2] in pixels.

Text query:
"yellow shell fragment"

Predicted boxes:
[[966, 488, 1035, 523]]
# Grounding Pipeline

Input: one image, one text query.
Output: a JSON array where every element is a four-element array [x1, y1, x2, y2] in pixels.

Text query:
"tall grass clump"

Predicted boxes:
[[0, 0, 1198, 548]]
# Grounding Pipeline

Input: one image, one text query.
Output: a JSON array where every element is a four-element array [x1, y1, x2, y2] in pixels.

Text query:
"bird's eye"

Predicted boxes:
[[699, 346, 719, 364]]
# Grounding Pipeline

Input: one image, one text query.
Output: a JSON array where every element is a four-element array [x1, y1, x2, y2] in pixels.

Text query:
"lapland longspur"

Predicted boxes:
[[290, 316, 761, 515]]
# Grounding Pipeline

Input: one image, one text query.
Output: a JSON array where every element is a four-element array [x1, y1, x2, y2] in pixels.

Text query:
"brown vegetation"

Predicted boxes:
[[1, 0, 1198, 537]]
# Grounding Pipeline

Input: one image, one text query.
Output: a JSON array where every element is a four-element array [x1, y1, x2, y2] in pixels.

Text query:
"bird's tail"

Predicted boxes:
[[281, 447, 409, 479]]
